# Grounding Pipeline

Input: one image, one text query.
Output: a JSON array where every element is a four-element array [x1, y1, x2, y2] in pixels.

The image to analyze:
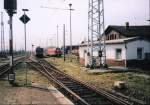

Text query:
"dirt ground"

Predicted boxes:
[[46, 57, 150, 104], [0, 65, 73, 105]]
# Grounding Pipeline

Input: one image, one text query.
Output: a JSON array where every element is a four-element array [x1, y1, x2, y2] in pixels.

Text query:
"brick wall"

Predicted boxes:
[[106, 59, 125, 67], [80, 58, 85, 65], [80, 58, 150, 69]]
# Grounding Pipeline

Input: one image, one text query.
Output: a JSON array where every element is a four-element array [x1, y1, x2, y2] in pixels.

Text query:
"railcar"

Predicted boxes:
[[35, 47, 44, 58], [45, 47, 62, 57]]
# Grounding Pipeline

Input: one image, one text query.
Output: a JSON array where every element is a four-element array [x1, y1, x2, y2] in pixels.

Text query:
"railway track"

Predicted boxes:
[[28, 58, 143, 105], [0, 56, 25, 77]]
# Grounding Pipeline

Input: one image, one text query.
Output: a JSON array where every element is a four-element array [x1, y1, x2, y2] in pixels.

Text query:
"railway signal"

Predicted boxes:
[[20, 14, 30, 24], [20, 9, 30, 86], [4, 0, 17, 85]]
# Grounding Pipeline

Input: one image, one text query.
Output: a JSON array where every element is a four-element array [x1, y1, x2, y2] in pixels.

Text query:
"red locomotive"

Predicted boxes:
[[45, 47, 62, 57]]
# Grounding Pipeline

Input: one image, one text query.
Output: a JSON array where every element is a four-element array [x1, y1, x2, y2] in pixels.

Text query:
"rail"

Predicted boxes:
[[27, 58, 141, 105]]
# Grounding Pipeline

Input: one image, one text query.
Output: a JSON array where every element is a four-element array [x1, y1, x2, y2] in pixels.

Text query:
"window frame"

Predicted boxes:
[[115, 48, 122, 60], [137, 47, 143, 60]]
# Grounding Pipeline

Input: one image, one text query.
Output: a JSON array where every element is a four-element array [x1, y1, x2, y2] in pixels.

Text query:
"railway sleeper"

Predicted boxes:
[[74, 90, 97, 96], [80, 93, 98, 99], [60, 81, 75, 85], [84, 97, 113, 105], [56, 76, 69, 80], [59, 80, 80, 85], [61, 80, 82, 85], [68, 86, 91, 92], [51, 72, 63, 76], [69, 86, 92, 91], [64, 85, 84, 89], [63, 84, 86, 90]]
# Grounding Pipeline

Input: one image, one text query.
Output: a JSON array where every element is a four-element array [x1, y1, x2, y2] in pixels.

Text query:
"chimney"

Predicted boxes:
[[125, 22, 129, 30]]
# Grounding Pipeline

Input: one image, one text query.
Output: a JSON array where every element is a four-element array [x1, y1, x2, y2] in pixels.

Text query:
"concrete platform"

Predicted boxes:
[[0, 83, 74, 105], [82, 66, 128, 74]]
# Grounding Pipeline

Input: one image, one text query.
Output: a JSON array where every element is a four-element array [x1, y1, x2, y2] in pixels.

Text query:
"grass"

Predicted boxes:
[[14, 66, 52, 87], [0, 65, 52, 88]]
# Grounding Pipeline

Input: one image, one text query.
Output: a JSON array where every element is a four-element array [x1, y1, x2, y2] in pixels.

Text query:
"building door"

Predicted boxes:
[[137, 48, 143, 59]]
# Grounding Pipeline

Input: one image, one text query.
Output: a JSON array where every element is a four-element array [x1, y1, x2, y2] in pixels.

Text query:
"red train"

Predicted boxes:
[[45, 47, 62, 57]]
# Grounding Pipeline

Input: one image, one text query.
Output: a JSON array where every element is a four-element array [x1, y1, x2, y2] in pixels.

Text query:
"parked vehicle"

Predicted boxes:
[[35, 47, 44, 58], [45, 47, 62, 57]]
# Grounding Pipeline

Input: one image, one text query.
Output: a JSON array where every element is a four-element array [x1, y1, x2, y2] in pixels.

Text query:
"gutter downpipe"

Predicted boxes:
[[124, 41, 127, 68]]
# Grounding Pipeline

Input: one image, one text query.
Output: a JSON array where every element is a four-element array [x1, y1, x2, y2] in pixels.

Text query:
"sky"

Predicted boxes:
[[0, 0, 150, 51]]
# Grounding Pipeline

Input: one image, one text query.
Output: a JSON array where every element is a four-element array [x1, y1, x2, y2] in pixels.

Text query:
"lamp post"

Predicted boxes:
[[69, 3, 73, 62]]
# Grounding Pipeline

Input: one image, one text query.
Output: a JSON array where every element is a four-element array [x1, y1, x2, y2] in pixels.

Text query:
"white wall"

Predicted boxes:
[[106, 44, 126, 60], [126, 40, 150, 60], [79, 39, 150, 61], [79, 46, 99, 58], [79, 44, 126, 60], [79, 46, 87, 58]]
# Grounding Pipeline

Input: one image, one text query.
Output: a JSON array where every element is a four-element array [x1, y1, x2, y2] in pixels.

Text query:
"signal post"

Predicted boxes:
[[4, 0, 17, 85]]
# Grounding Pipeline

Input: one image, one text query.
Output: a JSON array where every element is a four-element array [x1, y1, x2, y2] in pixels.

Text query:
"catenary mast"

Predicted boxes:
[[88, 0, 107, 68]]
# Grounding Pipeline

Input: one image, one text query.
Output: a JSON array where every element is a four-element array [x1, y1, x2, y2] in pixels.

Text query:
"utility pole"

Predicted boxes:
[[1, 12, 5, 55], [88, 0, 107, 68], [4, 0, 17, 85], [57, 25, 59, 48], [63, 24, 66, 61], [69, 3, 73, 62]]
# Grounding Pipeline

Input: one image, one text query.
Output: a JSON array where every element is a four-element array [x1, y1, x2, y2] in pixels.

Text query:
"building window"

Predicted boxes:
[[107, 36, 109, 40], [114, 34, 116, 39], [110, 34, 113, 40], [145, 53, 150, 60], [137, 48, 143, 59], [116, 49, 122, 59]]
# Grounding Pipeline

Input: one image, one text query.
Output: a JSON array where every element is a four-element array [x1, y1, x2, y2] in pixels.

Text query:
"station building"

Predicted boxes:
[[79, 24, 150, 68]]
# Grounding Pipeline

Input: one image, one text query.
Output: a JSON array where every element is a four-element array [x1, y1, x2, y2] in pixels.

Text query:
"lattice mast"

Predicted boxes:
[[88, 0, 106, 67], [1, 12, 5, 53]]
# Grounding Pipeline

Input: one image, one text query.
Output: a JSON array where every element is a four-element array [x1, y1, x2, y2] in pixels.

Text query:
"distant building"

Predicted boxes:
[[62, 45, 79, 56], [79, 23, 150, 68]]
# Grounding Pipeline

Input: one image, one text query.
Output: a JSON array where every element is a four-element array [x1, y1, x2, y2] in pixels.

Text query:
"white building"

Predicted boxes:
[[79, 24, 150, 68]]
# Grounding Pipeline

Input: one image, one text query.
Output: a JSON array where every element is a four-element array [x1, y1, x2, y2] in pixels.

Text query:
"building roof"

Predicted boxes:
[[80, 37, 148, 47], [105, 37, 139, 44], [105, 25, 150, 39]]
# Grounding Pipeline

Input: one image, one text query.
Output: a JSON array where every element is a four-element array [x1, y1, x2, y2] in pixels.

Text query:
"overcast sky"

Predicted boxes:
[[0, 0, 149, 50]]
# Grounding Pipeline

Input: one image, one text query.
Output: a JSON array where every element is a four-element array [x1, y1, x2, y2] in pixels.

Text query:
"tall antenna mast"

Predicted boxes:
[[88, 0, 107, 68], [1, 12, 5, 54]]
